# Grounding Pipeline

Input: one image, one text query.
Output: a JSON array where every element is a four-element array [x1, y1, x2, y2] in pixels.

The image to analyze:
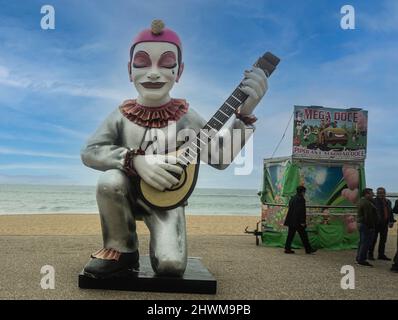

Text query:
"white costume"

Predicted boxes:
[[81, 20, 267, 278]]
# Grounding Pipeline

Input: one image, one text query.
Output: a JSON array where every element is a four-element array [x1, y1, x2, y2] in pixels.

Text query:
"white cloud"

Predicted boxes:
[[0, 132, 75, 145], [319, 46, 398, 79], [0, 147, 79, 159], [360, 0, 398, 32], [40, 123, 89, 140], [0, 164, 81, 170], [0, 65, 9, 78], [0, 64, 123, 100], [0, 173, 72, 185]]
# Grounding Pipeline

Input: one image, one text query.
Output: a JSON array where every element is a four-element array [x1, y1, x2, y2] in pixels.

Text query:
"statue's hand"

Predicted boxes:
[[133, 154, 183, 191], [238, 67, 268, 116]]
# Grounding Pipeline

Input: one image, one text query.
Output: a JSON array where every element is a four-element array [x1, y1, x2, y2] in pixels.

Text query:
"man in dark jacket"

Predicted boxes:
[[356, 188, 378, 267], [392, 237, 398, 273], [284, 186, 316, 254], [391, 200, 398, 273], [368, 187, 395, 261]]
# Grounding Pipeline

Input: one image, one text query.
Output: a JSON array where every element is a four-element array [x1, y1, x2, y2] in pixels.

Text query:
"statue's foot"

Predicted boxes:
[[83, 248, 139, 279]]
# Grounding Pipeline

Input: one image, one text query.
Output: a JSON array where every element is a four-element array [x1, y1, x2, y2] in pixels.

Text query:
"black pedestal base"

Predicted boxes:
[[78, 256, 217, 294]]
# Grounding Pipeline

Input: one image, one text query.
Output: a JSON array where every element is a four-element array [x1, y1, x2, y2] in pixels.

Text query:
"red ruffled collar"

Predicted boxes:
[[119, 98, 189, 128]]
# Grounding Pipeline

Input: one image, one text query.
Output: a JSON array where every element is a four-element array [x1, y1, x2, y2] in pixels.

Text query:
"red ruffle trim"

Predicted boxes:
[[91, 248, 121, 261], [119, 98, 189, 128], [235, 111, 257, 125]]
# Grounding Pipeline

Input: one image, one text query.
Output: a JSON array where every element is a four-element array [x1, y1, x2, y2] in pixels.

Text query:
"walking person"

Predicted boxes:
[[393, 199, 398, 215], [284, 186, 317, 254], [356, 188, 378, 267], [368, 187, 395, 261], [392, 237, 398, 273], [392, 199, 398, 273]]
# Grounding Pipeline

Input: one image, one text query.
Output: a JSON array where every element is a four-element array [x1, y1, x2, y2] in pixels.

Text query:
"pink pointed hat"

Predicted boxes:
[[129, 20, 182, 61]]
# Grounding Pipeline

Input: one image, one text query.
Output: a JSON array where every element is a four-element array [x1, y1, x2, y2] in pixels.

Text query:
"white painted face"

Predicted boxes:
[[131, 42, 180, 106]]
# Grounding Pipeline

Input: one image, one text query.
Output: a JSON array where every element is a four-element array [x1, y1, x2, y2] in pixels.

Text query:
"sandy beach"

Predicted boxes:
[[0, 213, 396, 236], [0, 214, 260, 236], [0, 214, 397, 300]]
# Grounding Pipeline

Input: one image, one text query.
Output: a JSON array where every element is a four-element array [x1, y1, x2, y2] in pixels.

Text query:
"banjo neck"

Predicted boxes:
[[176, 51, 280, 167], [176, 85, 248, 166]]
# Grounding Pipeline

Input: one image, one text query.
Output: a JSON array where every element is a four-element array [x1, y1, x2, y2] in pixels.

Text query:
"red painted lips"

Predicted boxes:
[[140, 82, 166, 89]]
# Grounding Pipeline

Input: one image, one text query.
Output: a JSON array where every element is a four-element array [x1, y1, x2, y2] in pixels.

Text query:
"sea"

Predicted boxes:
[[0, 184, 261, 216]]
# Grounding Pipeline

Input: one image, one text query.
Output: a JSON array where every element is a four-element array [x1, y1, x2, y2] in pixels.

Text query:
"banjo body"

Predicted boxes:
[[137, 149, 200, 211]]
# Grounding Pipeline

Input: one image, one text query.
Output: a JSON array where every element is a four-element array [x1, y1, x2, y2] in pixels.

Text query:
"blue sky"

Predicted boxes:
[[0, 0, 397, 191]]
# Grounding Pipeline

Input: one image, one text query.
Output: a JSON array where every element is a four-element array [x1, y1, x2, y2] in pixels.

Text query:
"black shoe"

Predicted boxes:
[[83, 249, 139, 279], [284, 249, 295, 254], [391, 265, 398, 273], [378, 255, 392, 261], [356, 261, 373, 267], [368, 254, 375, 261], [306, 248, 317, 254]]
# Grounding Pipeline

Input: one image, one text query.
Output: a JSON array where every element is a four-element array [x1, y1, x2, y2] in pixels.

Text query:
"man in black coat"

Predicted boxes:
[[392, 236, 398, 273], [284, 186, 316, 254], [391, 199, 398, 273], [356, 188, 378, 266], [368, 187, 395, 261]]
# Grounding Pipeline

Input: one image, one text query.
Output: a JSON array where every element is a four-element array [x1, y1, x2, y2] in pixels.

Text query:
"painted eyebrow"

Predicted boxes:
[[133, 50, 150, 58], [159, 51, 177, 61], [160, 51, 176, 56]]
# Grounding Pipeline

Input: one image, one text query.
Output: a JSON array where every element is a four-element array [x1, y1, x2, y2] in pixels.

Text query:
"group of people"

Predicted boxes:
[[283, 186, 398, 273], [357, 187, 397, 271]]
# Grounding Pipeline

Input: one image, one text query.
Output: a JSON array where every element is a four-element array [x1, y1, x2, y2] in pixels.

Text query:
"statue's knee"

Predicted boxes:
[[154, 257, 187, 276], [97, 170, 129, 198]]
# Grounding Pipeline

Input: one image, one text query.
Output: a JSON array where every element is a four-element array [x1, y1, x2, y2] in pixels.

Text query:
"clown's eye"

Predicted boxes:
[[158, 51, 177, 69], [133, 51, 151, 68]]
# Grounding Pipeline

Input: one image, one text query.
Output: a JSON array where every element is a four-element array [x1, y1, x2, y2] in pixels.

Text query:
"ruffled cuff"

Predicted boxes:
[[123, 148, 145, 177], [91, 248, 121, 261], [235, 111, 258, 126]]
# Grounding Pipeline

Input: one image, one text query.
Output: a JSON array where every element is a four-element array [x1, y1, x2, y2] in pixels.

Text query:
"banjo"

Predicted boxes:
[[137, 52, 280, 210]]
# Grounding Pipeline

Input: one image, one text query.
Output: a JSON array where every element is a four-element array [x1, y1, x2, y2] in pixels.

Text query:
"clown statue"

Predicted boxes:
[[81, 20, 268, 279]]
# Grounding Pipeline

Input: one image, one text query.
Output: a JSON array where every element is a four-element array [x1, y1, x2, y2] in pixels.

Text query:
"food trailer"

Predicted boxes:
[[252, 106, 368, 250]]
